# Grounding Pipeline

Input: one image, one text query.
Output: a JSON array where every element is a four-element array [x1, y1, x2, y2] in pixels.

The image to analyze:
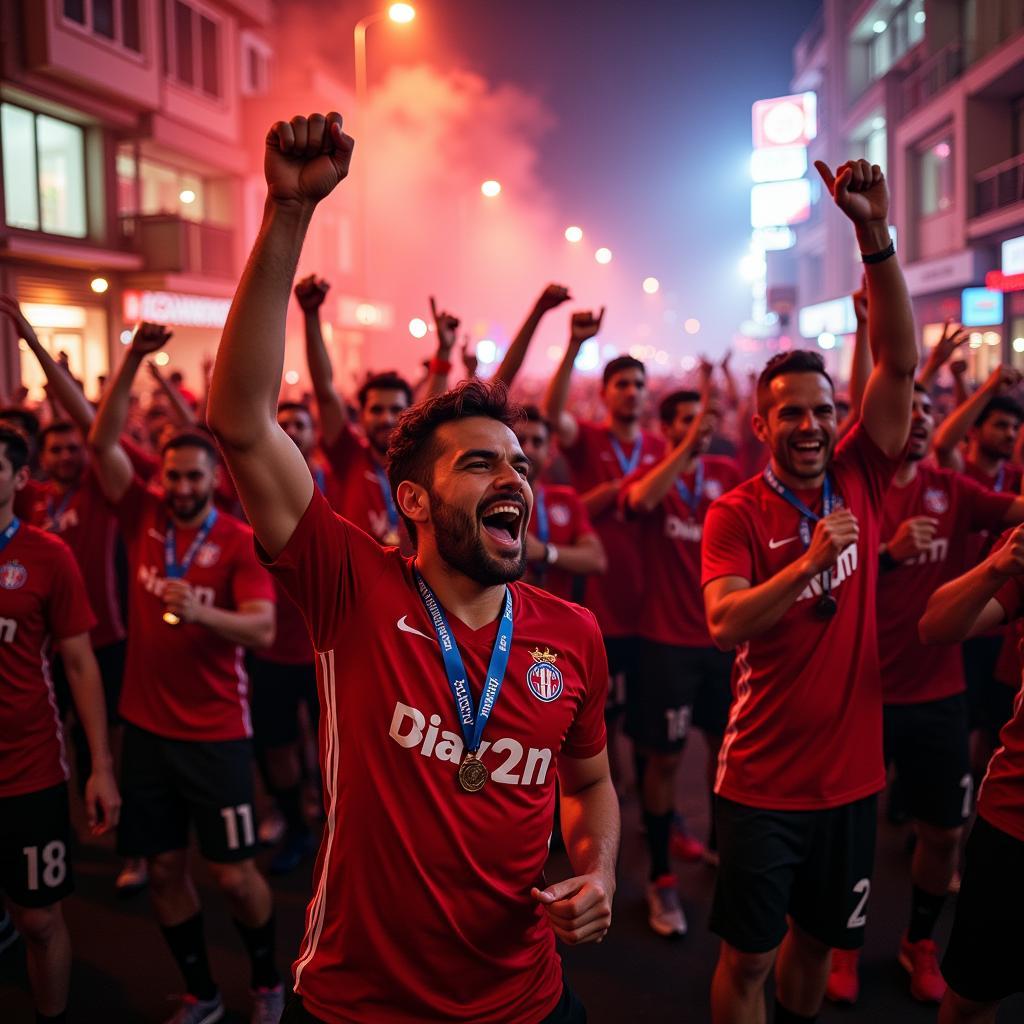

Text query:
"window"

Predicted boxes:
[[241, 36, 272, 96], [1, 104, 87, 237], [116, 143, 206, 223], [864, 0, 926, 84], [61, 0, 142, 53], [166, 1, 221, 99], [919, 136, 954, 216]]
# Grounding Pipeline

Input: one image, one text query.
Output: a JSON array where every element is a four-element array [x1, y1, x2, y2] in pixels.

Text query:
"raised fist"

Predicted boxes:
[[815, 159, 889, 226], [982, 363, 1022, 395], [429, 297, 460, 354], [130, 322, 172, 357], [294, 274, 330, 313], [265, 112, 354, 208], [991, 524, 1024, 578], [569, 308, 605, 347], [886, 516, 939, 563], [535, 284, 571, 314], [804, 509, 859, 576]]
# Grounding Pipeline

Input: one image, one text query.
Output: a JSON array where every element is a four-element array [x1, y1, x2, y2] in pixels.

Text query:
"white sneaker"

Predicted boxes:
[[646, 874, 687, 937], [116, 858, 148, 896], [258, 810, 286, 846], [163, 992, 225, 1024]]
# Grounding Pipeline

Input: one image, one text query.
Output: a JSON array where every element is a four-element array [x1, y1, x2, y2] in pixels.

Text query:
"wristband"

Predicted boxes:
[[545, 543, 559, 565], [861, 240, 895, 265], [428, 357, 452, 375]]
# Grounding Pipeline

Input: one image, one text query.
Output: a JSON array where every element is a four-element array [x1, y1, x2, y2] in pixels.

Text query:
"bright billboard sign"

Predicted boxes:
[[1002, 235, 1024, 275], [752, 92, 817, 149], [798, 296, 856, 338], [750, 179, 812, 228], [961, 287, 1003, 327], [750, 145, 808, 183], [123, 290, 231, 329], [751, 226, 797, 251]]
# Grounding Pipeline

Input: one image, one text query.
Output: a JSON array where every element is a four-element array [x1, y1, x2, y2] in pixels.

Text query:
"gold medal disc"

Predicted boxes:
[[162, 611, 181, 626], [458, 755, 488, 793]]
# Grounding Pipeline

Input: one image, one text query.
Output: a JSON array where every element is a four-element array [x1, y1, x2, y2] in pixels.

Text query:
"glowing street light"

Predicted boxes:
[[409, 317, 428, 339], [595, 247, 612, 265], [154, 352, 170, 367], [684, 318, 701, 335], [481, 179, 502, 198], [179, 189, 196, 204], [90, 277, 109, 294], [642, 277, 660, 295], [388, 3, 415, 23], [564, 225, 583, 243]]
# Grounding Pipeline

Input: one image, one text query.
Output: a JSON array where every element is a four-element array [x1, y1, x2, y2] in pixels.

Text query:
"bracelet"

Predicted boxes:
[[428, 357, 452, 375], [862, 241, 895, 265], [545, 543, 559, 565]]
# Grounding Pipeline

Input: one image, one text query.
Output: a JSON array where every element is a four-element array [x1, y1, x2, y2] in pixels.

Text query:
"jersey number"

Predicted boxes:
[[665, 707, 691, 744], [220, 804, 255, 851], [959, 773, 973, 819], [22, 842, 67, 891], [846, 878, 871, 930]]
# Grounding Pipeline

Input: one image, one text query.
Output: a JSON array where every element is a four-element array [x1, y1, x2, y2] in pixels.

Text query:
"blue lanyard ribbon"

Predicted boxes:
[[45, 487, 77, 531], [675, 460, 704, 514], [374, 464, 400, 533], [609, 434, 642, 476], [0, 516, 20, 554], [994, 465, 1005, 493], [165, 508, 218, 579], [762, 464, 834, 548], [313, 467, 326, 494], [534, 486, 550, 545], [414, 570, 514, 755]]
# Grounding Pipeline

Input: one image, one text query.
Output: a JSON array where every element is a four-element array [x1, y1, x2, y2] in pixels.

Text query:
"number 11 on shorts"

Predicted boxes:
[[221, 804, 255, 851]]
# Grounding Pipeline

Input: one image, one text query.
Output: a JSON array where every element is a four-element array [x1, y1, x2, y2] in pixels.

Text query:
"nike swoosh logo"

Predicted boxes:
[[397, 616, 432, 640], [768, 536, 798, 550], [147, 528, 166, 543]]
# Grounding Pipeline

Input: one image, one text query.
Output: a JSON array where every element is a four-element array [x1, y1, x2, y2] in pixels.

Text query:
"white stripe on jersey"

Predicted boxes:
[[234, 646, 252, 738], [40, 640, 69, 781], [294, 649, 339, 991], [714, 642, 751, 795]]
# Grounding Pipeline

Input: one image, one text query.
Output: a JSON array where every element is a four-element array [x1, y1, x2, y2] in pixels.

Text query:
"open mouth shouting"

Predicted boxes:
[[479, 499, 526, 552]]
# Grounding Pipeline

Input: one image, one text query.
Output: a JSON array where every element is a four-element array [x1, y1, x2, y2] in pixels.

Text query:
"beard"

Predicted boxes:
[[431, 491, 527, 587], [167, 491, 212, 523]]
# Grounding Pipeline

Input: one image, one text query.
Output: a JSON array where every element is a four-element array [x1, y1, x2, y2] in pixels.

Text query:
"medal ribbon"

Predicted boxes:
[[994, 465, 1005, 493], [45, 486, 77, 532], [373, 464, 400, 535], [609, 434, 642, 476], [313, 467, 326, 494], [534, 486, 550, 546], [164, 508, 218, 579], [674, 459, 704, 514], [0, 516, 21, 554], [414, 570, 514, 756]]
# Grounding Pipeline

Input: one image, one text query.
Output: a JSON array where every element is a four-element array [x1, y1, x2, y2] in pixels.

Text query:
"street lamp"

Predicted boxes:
[[354, 5, 416, 104], [481, 179, 502, 198], [564, 225, 583, 243]]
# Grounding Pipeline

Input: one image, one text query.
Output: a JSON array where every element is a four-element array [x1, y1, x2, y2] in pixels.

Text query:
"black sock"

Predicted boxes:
[[907, 884, 946, 942], [160, 912, 217, 1001], [643, 810, 673, 880], [234, 913, 279, 990], [774, 1002, 817, 1023], [36, 1012, 67, 1024], [273, 782, 308, 837]]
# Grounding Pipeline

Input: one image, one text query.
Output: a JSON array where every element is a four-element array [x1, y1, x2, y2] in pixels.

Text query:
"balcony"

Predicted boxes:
[[900, 43, 963, 119], [120, 215, 235, 279], [974, 153, 1024, 218]]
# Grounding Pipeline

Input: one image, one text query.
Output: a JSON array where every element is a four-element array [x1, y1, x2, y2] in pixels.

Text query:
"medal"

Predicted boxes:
[[162, 611, 181, 626], [815, 594, 838, 619], [163, 508, 218, 626], [382, 529, 401, 547], [458, 754, 489, 793]]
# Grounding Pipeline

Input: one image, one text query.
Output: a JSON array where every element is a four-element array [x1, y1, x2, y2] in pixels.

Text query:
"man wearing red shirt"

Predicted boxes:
[[921, 523, 1024, 1024], [208, 111, 618, 1024], [88, 328, 281, 1024], [701, 159, 917, 1024], [623, 389, 741, 937], [0, 425, 120, 1024], [514, 404, 606, 600]]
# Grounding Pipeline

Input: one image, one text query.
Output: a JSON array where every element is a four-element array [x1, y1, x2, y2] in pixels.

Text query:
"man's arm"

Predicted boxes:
[[146, 360, 197, 427], [88, 323, 172, 503], [919, 524, 1024, 643], [207, 113, 354, 558], [58, 633, 120, 835], [532, 749, 618, 945], [524, 530, 606, 575], [492, 284, 571, 389], [0, 297, 96, 432], [704, 510, 859, 649], [542, 308, 605, 450], [932, 365, 1022, 471], [815, 160, 916, 457], [296, 274, 347, 447], [160, 582, 275, 647], [419, 297, 460, 401], [626, 407, 716, 514], [579, 481, 620, 520], [838, 280, 872, 441]]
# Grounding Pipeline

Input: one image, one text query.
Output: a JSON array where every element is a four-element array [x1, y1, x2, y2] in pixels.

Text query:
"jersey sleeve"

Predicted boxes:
[[833, 420, 903, 506], [230, 528, 276, 607], [959, 474, 1016, 533], [993, 575, 1024, 626], [47, 540, 97, 640], [701, 497, 753, 587], [257, 487, 387, 652], [121, 435, 161, 481], [561, 611, 609, 759], [113, 475, 155, 542], [319, 422, 366, 479]]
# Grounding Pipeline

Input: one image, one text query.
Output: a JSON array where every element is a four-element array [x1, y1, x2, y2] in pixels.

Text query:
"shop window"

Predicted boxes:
[[919, 136, 954, 216], [116, 144, 207, 224], [166, 0, 222, 99], [1, 104, 87, 238], [60, 0, 142, 54], [241, 35, 272, 96]]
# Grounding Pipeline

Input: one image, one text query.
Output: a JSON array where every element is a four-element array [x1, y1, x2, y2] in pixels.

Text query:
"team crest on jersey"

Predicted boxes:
[[194, 543, 221, 569], [923, 488, 949, 515], [0, 560, 28, 590], [550, 504, 571, 528], [526, 647, 564, 702], [705, 479, 723, 501]]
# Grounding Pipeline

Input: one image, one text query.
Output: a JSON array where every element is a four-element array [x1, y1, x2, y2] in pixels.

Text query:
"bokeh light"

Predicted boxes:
[[564, 225, 583, 243], [408, 317, 428, 338], [642, 277, 660, 294], [595, 247, 612, 265], [480, 179, 502, 198]]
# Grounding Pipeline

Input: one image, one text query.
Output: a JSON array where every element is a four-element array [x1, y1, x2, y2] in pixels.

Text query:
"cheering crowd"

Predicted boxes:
[[0, 110, 1023, 1024]]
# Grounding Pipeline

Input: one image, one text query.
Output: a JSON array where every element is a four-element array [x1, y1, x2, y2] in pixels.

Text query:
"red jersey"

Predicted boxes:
[[27, 468, 126, 650], [701, 424, 900, 810], [320, 426, 399, 544], [982, 577, 1024, 842], [0, 523, 95, 797], [561, 422, 665, 637], [878, 464, 1013, 705], [525, 483, 596, 602], [116, 479, 275, 741], [262, 490, 608, 1024], [13, 478, 45, 521], [623, 455, 743, 648]]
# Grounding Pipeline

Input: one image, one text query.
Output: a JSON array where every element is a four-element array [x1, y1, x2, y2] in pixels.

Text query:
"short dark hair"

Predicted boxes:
[[517, 403, 552, 435], [977, 395, 1024, 428], [39, 420, 81, 448], [757, 350, 834, 414], [659, 389, 702, 425], [277, 401, 313, 419], [358, 372, 413, 410], [0, 425, 30, 472], [602, 355, 645, 387], [161, 429, 220, 463], [0, 406, 40, 440], [387, 380, 522, 544], [913, 381, 929, 395]]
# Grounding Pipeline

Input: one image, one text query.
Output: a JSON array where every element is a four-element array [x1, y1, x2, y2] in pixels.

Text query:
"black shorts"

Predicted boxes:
[[117, 724, 258, 863], [248, 655, 319, 750], [943, 815, 1024, 1002], [710, 794, 877, 953], [52, 639, 126, 725], [0, 784, 74, 908], [963, 635, 1014, 735], [603, 635, 639, 714], [884, 694, 972, 828]]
